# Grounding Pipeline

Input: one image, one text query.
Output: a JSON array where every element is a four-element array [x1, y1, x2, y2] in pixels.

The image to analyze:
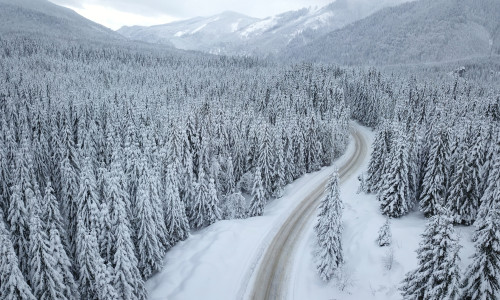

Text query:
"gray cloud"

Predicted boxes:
[[49, 0, 333, 19]]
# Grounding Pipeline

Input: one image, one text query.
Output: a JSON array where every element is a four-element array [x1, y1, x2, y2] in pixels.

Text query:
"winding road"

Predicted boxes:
[[246, 127, 368, 300]]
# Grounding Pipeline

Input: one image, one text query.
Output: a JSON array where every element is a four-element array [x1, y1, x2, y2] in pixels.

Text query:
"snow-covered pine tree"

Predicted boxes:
[[59, 121, 80, 260], [134, 156, 167, 279], [400, 208, 461, 300], [105, 150, 146, 300], [365, 121, 392, 194], [42, 182, 79, 299], [223, 192, 247, 220], [248, 167, 266, 217], [468, 123, 487, 202], [272, 134, 285, 198], [461, 201, 500, 300], [447, 139, 478, 225], [28, 208, 68, 300], [47, 221, 80, 299], [0, 217, 36, 300], [258, 124, 274, 197], [42, 182, 67, 245], [7, 133, 39, 276], [164, 164, 190, 244], [477, 130, 500, 220], [76, 157, 101, 236], [378, 124, 413, 218], [76, 228, 119, 300], [377, 218, 392, 247], [189, 168, 222, 229], [419, 127, 449, 217], [206, 177, 222, 225], [314, 170, 343, 281]]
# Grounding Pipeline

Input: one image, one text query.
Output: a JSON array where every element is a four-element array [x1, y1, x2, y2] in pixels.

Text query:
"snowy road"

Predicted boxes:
[[246, 127, 367, 300]]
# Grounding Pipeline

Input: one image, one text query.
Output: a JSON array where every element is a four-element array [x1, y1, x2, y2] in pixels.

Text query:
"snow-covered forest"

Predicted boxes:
[[1, 0, 500, 299], [0, 33, 353, 299]]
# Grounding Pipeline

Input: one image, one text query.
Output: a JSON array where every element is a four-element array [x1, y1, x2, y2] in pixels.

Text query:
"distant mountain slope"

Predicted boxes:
[[118, 11, 258, 53], [117, 0, 410, 55], [286, 0, 500, 65], [0, 0, 122, 41]]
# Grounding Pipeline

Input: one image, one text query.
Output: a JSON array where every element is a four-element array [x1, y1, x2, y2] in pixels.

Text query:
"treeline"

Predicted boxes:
[[0, 34, 350, 299]]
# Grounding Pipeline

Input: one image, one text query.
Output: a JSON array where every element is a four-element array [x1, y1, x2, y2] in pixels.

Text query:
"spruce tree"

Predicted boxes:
[[447, 141, 478, 225], [76, 157, 101, 235], [43, 182, 78, 299], [0, 218, 36, 300], [400, 209, 461, 300], [272, 136, 285, 198], [419, 128, 449, 217], [47, 222, 80, 300], [314, 171, 343, 281], [7, 135, 39, 276], [134, 156, 167, 279], [258, 124, 274, 197], [164, 164, 190, 244], [248, 167, 266, 217], [461, 202, 500, 300], [189, 169, 221, 229], [105, 150, 146, 300], [477, 131, 500, 220], [366, 121, 392, 193], [28, 210, 68, 300], [378, 125, 412, 218], [76, 228, 119, 300], [223, 192, 247, 220]]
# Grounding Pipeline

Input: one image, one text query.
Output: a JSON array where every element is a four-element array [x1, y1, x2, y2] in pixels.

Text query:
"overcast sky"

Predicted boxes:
[[48, 0, 333, 30]]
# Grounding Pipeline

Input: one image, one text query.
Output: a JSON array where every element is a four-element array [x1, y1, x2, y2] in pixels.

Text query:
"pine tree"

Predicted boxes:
[[258, 124, 274, 197], [447, 140, 478, 225], [7, 135, 39, 276], [378, 125, 413, 218], [59, 133, 80, 260], [461, 202, 500, 300], [44, 182, 78, 299], [222, 192, 247, 220], [42, 182, 68, 246], [272, 136, 285, 198], [314, 171, 343, 281], [477, 131, 500, 220], [105, 149, 147, 300], [366, 121, 392, 193], [189, 169, 221, 229], [0, 218, 36, 300], [400, 209, 461, 300], [134, 156, 167, 279], [47, 222, 80, 300], [164, 164, 190, 244], [28, 210, 68, 300], [76, 157, 101, 235], [248, 167, 266, 217], [377, 218, 392, 247], [76, 228, 119, 300], [419, 128, 449, 217]]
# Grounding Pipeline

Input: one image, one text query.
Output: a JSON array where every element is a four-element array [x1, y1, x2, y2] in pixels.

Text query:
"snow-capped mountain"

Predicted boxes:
[[118, 11, 259, 54], [117, 0, 410, 56], [286, 0, 500, 64], [0, 0, 122, 41]]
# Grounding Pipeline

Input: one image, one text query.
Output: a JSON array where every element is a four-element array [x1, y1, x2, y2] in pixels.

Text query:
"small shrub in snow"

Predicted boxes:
[[376, 218, 392, 247]]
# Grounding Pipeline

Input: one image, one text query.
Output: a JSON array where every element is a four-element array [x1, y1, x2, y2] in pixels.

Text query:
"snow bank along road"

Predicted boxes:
[[246, 127, 367, 300]]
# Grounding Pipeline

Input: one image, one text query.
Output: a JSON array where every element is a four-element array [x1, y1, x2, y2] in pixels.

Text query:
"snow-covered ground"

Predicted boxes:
[[146, 125, 475, 300], [290, 126, 475, 300]]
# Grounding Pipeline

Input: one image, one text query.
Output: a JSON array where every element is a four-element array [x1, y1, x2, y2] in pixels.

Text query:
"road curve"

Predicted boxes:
[[247, 127, 367, 300]]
